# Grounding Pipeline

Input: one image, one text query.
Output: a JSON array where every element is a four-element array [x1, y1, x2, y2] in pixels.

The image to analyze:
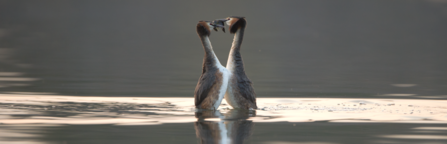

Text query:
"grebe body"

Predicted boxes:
[[194, 21, 230, 110], [223, 17, 258, 109]]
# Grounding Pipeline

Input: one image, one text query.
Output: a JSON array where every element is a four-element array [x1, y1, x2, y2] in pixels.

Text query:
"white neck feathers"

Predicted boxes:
[[202, 36, 222, 66]]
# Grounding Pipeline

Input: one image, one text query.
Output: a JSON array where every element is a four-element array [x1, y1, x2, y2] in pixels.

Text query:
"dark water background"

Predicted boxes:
[[1, 0, 446, 98]]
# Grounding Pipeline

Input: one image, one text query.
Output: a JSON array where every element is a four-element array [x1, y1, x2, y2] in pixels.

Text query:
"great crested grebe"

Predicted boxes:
[[194, 21, 230, 110], [223, 16, 258, 109]]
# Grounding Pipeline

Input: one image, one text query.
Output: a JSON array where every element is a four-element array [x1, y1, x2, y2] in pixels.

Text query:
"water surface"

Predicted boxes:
[[1, 95, 447, 144]]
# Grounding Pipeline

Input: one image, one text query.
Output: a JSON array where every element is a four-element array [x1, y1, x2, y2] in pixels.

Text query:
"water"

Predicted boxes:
[[1, 1, 447, 144], [1, 95, 447, 144]]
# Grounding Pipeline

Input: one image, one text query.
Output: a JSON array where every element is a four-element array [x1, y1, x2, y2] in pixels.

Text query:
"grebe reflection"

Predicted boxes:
[[194, 109, 255, 144]]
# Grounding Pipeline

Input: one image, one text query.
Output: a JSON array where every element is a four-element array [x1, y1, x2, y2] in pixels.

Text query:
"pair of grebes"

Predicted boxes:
[[194, 16, 257, 110]]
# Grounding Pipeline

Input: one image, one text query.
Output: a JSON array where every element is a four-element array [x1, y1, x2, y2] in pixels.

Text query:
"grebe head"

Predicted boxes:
[[197, 21, 213, 36], [226, 16, 246, 34]]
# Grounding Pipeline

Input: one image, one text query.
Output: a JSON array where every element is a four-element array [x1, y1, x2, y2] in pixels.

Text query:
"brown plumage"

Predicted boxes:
[[195, 71, 223, 109]]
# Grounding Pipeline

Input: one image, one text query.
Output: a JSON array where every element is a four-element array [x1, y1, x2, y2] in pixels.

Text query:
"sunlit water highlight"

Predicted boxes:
[[1, 94, 447, 144], [1, 94, 446, 125]]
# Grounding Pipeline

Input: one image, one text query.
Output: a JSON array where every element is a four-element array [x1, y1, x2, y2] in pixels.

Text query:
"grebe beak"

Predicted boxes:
[[211, 19, 228, 33]]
